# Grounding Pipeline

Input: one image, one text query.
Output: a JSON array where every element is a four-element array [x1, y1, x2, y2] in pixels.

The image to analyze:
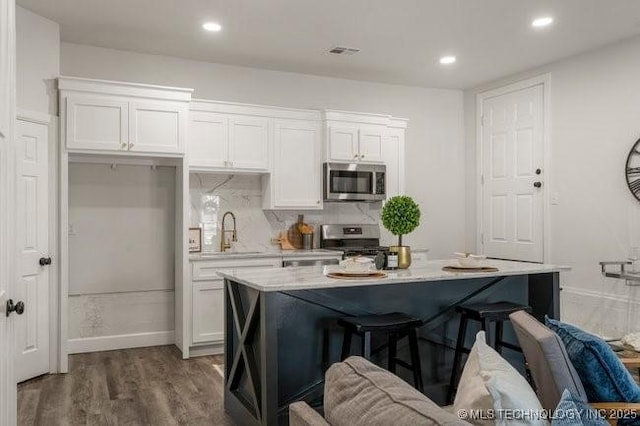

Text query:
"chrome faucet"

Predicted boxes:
[[220, 211, 237, 252]]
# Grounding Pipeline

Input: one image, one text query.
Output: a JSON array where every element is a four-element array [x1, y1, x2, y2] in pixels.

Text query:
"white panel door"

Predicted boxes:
[[481, 84, 544, 262], [358, 128, 384, 163], [129, 101, 184, 154], [272, 120, 322, 209], [65, 95, 128, 152], [328, 126, 358, 162], [228, 116, 269, 170], [192, 280, 224, 344], [188, 112, 229, 169], [15, 119, 50, 382], [0, 0, 16, 421]]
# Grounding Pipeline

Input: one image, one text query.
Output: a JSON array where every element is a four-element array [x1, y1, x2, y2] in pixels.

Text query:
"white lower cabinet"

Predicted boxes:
[[192, 280, 224, 344], [189, 257, 282, 350]]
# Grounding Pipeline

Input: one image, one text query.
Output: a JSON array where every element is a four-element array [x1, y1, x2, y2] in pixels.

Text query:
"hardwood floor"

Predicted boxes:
[[17, 345, 236, 426]]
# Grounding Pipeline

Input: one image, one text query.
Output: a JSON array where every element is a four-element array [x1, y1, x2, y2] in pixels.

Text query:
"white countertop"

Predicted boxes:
[[217, 259, 570, 292], [189, 249, 342, 262]]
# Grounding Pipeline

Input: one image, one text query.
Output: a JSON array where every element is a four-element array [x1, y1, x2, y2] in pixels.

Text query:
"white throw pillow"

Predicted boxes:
[[453, 331, 547, 426]]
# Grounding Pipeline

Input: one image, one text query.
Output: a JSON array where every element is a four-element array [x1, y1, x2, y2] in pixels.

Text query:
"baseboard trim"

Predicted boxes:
[[189, 342, 224, 358], [68, 330, 175, 354]]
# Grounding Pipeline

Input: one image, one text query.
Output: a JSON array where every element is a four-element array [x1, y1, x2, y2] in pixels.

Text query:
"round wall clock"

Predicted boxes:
[[626, 138, 640, 201]]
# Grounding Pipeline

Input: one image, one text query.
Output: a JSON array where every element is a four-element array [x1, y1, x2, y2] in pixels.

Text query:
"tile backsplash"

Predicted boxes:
[[189, 173, 387, 252]]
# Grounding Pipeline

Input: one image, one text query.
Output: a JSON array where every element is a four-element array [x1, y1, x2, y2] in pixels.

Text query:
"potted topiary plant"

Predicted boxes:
[[381, 195, 421, 269]]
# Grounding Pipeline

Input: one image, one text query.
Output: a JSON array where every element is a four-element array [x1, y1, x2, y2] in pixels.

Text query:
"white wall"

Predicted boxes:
[[60, 42, 466, 259], [464, 35, 640, 338], [16, 6, 59, 115], [67, 163, 176, 351]]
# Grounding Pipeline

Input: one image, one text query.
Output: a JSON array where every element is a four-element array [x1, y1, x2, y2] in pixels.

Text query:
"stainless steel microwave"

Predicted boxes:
[[323, 163, 386, 202]]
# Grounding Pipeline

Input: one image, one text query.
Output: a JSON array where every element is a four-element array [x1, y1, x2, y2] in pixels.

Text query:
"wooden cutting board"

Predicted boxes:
[[287, 214, 307, 249], [442, 266, 499, 273]]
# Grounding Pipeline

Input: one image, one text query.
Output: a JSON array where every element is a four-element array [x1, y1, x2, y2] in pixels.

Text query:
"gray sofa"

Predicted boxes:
[[289, 356, 470, 426]]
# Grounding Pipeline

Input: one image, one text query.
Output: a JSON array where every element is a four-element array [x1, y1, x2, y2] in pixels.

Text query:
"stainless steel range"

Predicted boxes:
[[320, 224, 390, 259]]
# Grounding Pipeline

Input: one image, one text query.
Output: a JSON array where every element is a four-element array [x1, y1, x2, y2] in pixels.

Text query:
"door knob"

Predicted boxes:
[[533, 181, 542, 188], [39, 257, 52, 266], [535, 168, 541, 175], [6, 299, 25, 317]]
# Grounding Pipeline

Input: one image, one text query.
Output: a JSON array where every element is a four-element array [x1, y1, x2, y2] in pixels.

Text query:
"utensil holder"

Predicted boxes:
[[302, 233, 313, 250]]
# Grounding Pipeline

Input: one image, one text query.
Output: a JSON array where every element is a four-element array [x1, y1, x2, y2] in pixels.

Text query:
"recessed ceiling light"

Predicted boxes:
[[439, 56, 456, 65], [202, 22, 222, 32], [531, 16, 554, 28]]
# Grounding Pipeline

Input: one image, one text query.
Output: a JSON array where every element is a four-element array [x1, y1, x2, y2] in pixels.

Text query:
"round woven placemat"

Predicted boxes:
[[442, 266, 499, 273], [326, 271, 388, 280]]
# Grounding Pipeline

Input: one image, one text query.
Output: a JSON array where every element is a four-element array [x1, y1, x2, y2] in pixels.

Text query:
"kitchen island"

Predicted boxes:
[[219, 259, 568, 426]]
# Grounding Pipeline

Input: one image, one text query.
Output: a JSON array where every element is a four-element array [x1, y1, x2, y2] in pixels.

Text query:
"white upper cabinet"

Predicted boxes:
[[328, 126, 359, 162], [228, 116, 270, 170], [65, 95, 129, 151], [188, 101, 271, 172], [381, 120, 407, 199], [358, 128, 384, 163], [264, 119, 322, 209], [189, 112, 228, 168], [323, 111, 389, 164], [59, 77, 192, 156], [129, 100, 187, 154]]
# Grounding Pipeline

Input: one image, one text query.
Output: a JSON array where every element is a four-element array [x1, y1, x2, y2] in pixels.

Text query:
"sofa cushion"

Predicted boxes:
[[509, 310, 588, 411], [551, 390, 608, 426], [545, 317, 640, 403], [453, 331, 546, 426], [324, 356, 469, 426]]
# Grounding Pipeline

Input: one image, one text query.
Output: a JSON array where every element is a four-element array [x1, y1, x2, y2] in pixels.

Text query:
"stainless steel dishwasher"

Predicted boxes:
[[282, 258, 340, 267]]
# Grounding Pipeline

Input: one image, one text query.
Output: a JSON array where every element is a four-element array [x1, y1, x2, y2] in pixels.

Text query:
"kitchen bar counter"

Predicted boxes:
[[218, 259, 568, 291], [221, 259, 565, 426]]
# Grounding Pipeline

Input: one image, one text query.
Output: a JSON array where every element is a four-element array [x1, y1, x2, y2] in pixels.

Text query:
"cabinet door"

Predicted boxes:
[[192, 280, 224, 344], [358, 128, 384, 163], [65, 95, 128, 152], [228, 116, 270, 170], [382, 133, 401, 198], [129, 101, 185, 154], [328, 126, 358, 162], [189, 112, 229, 169], [272, 120, 322, 209]]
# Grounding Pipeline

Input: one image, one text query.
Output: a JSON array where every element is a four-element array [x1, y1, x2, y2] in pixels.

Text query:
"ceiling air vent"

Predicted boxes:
[[328, 46, 360, 55]]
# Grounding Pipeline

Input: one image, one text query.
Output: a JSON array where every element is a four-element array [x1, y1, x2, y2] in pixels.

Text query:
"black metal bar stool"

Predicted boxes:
[[338, 312, 424, 393], [447, 301, 531, 403]]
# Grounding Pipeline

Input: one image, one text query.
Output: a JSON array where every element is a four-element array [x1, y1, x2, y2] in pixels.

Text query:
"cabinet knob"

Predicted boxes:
[[361, 154, 365, 159], [316, 200, 320, 204], [121, 142, 127, 149], [129, 143, 135, 149], [353, 154, 358, 159]]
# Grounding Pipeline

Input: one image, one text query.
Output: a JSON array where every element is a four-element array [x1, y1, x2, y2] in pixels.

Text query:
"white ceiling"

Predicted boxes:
[[17, 0, 640, 89]]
